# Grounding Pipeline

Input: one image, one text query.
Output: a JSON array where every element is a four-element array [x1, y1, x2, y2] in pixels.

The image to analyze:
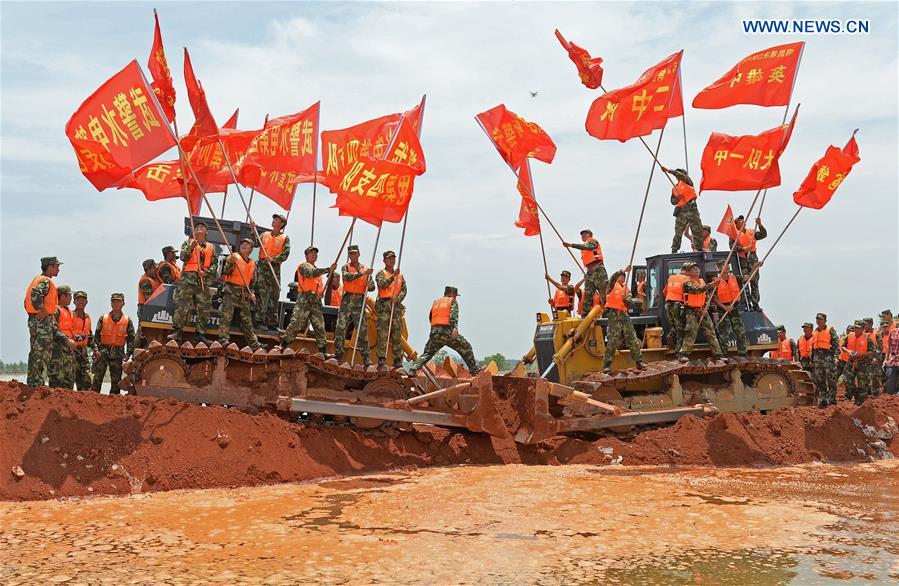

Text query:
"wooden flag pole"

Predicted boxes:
[[172, 116, 203, 291]]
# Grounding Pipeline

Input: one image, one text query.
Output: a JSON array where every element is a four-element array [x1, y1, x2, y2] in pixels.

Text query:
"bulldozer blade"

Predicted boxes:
[[459, 372, 511, 439]]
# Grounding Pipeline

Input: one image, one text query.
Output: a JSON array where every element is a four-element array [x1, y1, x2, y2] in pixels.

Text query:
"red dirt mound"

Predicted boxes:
[[2, 380, 897, 501]]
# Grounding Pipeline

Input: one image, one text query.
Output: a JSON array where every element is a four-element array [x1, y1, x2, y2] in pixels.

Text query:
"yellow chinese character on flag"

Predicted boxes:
[[714, 150, 729, 166], [631, 90, 651, 120], [600, 101, 618, 122], [746, 68, 763, 84], [816, 165, 830, 183], [129, 88, 161, 132], [768, 65, 786, 84], [146, 164, 172, 183]]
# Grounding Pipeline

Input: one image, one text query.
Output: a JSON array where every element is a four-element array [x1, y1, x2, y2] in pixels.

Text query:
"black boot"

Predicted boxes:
[[195, 332, 210, 345], [378, 358, 386, 367]]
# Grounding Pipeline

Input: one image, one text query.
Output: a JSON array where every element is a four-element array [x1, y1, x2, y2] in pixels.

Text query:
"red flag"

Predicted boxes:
[[179, 109, 235, 153], [120, 160, 202, 214], [693, 42, 804, 110], [65, 60, 177, 191], [585, 51, 683, 142], [148, 10, 176, 123], [699, 108, 798, 192], [332, 157, 418, 227], [554, 29, 604, 90], [475, 105, 556, 170], [222, 108, 239, 130], [717, 205, 738, 239], [793, 134, 860, 209], [188, 127, 259, 192], [183, 48, 217, 137], [514, 163, 541, 236]]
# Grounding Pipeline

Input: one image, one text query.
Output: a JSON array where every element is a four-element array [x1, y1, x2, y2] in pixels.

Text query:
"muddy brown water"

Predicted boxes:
[[1, 462, 897, 585]]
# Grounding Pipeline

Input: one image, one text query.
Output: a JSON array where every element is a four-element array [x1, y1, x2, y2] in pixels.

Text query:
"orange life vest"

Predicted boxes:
[[605, 282, 628, 312], [838, 336, 850, 362], [158, 261, 181, 283], [260, 231, 287, 262], [57, 306, 74, 339], [812, 327, 833, 350], [297, 264, 324, 296], [99, 313, 129, 347], [552, 286, 573, 311], [343, 264, 369, 295], [736, 228, 757, 258], [636, 281, 646, 297], [716, 274, 741, 304], [182, 242, 215, 273], [867, 331, 878, 350], [138, 274, 160, 304], [577, 290, 601, 315], [430, 297, 453, 327], [847, 332, 869, 356], [223, 255, 255, 287], [772, 338, 794, 360], [703, 236, 712, 251], [72, 312, 92, 348], [378, 270, 404, 300], [24, 275, 57, 315], [684, 278, 706, 308], [580, 238, 603, 266], [883, 332, 890, 354], [665, 274, 689, 302], [325, 286, 343, 307], [798, 335, 813, 359], [672, 181, 697, 207]]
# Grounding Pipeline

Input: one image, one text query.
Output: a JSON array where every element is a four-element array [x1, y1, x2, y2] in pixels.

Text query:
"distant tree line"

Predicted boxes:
[[0, 360, 27, 374]]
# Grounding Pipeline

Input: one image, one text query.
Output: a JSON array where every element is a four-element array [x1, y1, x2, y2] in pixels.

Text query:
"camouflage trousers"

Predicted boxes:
[[672, 201, 704, 253], [716, 309, 747, 355], [582, 263, 608, 313], [172, 272, 211, 334], [840, 360, 872, 405], [679, 308, 723, 358], [283, 294, 327, 353], [73, 347, 92, 391], [799, 358, 813, 373], [411, 326, 477, 372], [665, 301, 685, 351], [92, 345, 127, 394], [872, 359, 884, 394], [375, 299, 404, 366], [603, 309, 643, 368], [218, 283, 260, 349], [27, 315, 55, 387], [737, 253, 761, 309], [334, 294, 370, 362], [812, 352, 838, 405], [254, 261, 282, 330], [48, 339, 75, 389]]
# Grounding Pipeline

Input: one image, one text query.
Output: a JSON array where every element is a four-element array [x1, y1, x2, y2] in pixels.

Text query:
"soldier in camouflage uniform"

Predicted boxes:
[[251, 214, 291, 331], [564, 229, 607, 312], [333, 245, 375, 364], [91, 293, 135, 395], [168, 222, 217, 343], [771, 325, 798, 360], [71, 290, 93, 391], [874, 319, 890, 395], [48, 285, 76, 388], [662, 167, 704, 253], [409, 286, 479, 375], [137, 259, 159, 348], [729, 215, 767, 312], [602, 268, 645, 372], [678, 262, 724, 362], [157, 246, 181, 285], [798, 322, 815, 371], [664, 264, 690, 352], [218, 239, 261, 349], [281, 246, 336, 354], [840, 320, 876, 405], [811, 312, 839, 407], [711, 261, 748, 356], [25, 256, 76, 387], [701, 226, 718, 252], [375, 250, 407, 368]]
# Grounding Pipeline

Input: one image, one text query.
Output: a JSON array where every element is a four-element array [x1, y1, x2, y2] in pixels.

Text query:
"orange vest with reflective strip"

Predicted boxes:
[[684, 278, 706, 308], [430, 297, 453, 326], [57, 306, 74, 339], [297, 264, 324, 296], [798, 335, 813, 359], [99, 313, 129, 347], [736, 229, 757, 258], [716, 275, 741, 304], [138, 275, 160, 304], [772, 338, 794, 360], [552, 287, 573, 311], [838, 336, 850, 362], [672, 181, 697, 207], [812, 327, 833, 350], [665, 274, 689, 302], [183, 242, 215, 273], [343, 264, 369, 295], [325, 287, 342, 307], [72, 312, 91, 348], [378, 271, 404, 300], [580, 238, 603, 266], [223, 255, 255, 287], [260, 231, 287, 261], [24, 275, 57, 315], [158, 261, 181, 283], [605, 282, 628, 312]]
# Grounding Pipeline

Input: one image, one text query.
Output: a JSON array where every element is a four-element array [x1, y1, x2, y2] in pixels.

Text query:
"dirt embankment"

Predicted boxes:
[[2, 380, 897, 501]]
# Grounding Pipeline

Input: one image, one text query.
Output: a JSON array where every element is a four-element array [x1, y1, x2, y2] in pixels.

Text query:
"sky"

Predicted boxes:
[[1, 1, 897, 363]]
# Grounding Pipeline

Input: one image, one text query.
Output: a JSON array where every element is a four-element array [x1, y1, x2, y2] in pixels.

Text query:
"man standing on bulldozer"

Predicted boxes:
[[712, 260, 748, 356], [662, 166, 704, 253], [218, 238, 261, 350], [678, 262, 724, 362], [563, 229, 607, 312], [602, 268, 645, 372], [375, 250, 406, 368], [168, 222, 217, 343], [251, 214, 291, 332], [334, 244, 375, 365], [729, 215, 767, 312], [409, 286, 479, 375], [281, 246, 336, 355]]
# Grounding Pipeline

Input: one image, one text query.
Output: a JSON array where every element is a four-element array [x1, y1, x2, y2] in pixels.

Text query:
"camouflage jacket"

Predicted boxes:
[[178, 239, 218, 280], [729, 223, 769, 253], [569, 239, 599, 252], [220, 254, 256, 290], [375, 269, 407, 304], [812, 326, 839, 356], [29, 276, 54, 311], [252, 231, 291, 266], [157, 262, 178, 284], [138, 274, 156, 304], [606, 270, 637, 309], [91, 312, 135, 354], [341, 263, 375, 293], [430, 299, 459, 330]]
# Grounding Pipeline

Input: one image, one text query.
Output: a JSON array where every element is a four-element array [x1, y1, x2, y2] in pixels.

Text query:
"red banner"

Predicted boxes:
[[65, 60, 177, 191], [554, 29, 604, 90], [188, 127, 259, 193], [717, 204, 738, 239], [183, 48, 217, 137], [693, 42, 804, 110], [793, 135, 860, 209], [148, 10, 176, 123], [121, 160, 201, 214], [699, 109, 798, 192], [514, 163, 541, 236], [585, 51, 683, 142], [476, 104, 556, 170]]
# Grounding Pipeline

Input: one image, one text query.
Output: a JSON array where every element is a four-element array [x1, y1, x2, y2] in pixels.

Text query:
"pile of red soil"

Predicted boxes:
[[2, 379, 897, 501]]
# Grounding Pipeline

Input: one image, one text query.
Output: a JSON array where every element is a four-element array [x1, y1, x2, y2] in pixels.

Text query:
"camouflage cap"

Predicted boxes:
[[238, 238, 254, 248], [162, 246, 176, 256], [579, 229, 593, 236], [73, 290, 88, 299], [383, 250, 396, 259], [881, 319, 891, 327], [347, 244, 360, 253], [863, 317, 874, 325], [776, 324, 786, 332], [880, 309, 893, 317], [142, 258, 157, 271], [41, 256, 63, 265], [272, 213, 287, 225], [702, 225, 711, 231], [816, 312, 827, 320], [57, 285, 72, 295], [560, 270, 572, 278], [802, 322, 814, 328], [444, 286, 459, 297], [682, 261, 698, 270], [853, 320, 865, 328], [304, 245, 319, 255], [110, 293, 125, 301]]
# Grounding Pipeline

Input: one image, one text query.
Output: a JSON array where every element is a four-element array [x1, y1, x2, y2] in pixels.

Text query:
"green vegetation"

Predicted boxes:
[[0, 360, 28, 374]]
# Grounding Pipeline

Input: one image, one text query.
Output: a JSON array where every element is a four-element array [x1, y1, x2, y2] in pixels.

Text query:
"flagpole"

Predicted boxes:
[[526, 160, 554, 307], [172, 116, 203, 291], [677, 65, 689, 175]]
